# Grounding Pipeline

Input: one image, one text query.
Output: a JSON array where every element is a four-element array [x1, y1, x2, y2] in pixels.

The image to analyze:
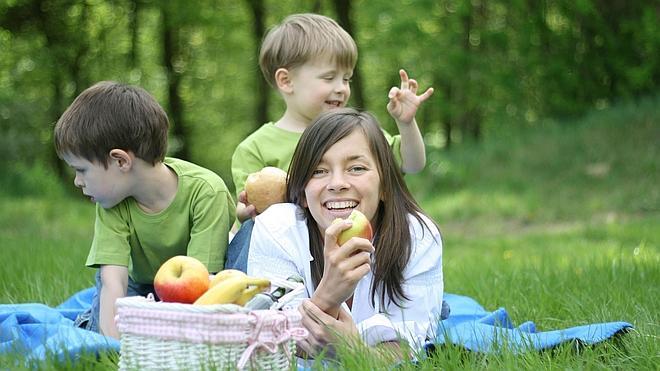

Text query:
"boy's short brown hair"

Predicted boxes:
[[54, 81, 169, 167], [259, 13, 358, 88]]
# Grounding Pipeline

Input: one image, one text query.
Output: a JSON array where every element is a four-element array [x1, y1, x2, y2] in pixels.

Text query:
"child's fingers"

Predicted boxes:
[[388, 87, 400, 99], [418, 87, 435, 102], [408, 79, 419, 94], [399, 69, 409, 90]]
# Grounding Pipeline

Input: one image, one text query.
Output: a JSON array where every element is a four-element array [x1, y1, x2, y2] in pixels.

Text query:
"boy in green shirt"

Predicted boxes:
[[54, 81, 235, 339], [231, 13, 434, 223]]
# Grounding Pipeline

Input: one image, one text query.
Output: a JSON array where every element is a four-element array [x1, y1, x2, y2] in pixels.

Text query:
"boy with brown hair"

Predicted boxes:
[[54, 81, 235, 338]]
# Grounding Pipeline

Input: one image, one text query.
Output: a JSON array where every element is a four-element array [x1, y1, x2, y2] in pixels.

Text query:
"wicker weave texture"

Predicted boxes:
[[115, 296, 307, 370]]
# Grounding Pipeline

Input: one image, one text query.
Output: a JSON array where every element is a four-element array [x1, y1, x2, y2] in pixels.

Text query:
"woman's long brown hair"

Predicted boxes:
[[286, 108, 436, 309]]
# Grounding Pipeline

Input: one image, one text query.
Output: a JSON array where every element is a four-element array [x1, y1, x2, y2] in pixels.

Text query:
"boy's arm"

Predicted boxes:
[[98, 264, 128, 339], [387, 69, 434, 174]]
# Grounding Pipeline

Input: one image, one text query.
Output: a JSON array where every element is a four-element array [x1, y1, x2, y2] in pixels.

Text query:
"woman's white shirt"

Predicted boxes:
[[247, 203, 443, 347]]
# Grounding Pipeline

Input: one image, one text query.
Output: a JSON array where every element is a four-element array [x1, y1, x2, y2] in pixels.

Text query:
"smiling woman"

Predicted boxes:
[[247, 108, 444, 359]]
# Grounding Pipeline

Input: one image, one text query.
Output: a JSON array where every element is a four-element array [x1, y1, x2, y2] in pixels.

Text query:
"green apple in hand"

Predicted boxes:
[[333, 209, 373, 246]]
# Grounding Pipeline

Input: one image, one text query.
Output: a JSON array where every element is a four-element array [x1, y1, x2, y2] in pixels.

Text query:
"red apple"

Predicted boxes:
[[245, 167, 287, 214], [334, 209, 374, 246], [154, 256, 210, 303]]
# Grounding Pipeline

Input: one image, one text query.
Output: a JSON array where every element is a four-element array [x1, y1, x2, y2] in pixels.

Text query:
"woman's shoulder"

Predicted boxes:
[[256, 202, 303, 222], [407, 212, 441, 241], [254, 203, 307, 237], [251, 203, 310, 260], [404, 212, 443, 278]]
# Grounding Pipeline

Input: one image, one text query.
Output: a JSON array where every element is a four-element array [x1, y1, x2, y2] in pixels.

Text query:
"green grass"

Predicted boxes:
[[1, 96, 659, 369]]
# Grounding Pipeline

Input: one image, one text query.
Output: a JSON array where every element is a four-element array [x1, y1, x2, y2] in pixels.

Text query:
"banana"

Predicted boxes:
[[245, 277, 271, 289], [193, 274, 272, 306], [233, 277, 272, 306], [234, 286, 265, 306], [193, 276, 249, 305], [209, 269, 247, 288]]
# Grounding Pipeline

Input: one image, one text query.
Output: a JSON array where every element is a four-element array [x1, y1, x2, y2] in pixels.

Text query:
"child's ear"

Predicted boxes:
[[109, 149, 133, 171], [275, 68, 293, 94]]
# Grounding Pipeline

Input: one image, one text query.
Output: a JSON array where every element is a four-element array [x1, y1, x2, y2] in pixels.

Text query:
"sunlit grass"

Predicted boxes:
[[0, 196, 95, 305], [1, 96, 658, 369]]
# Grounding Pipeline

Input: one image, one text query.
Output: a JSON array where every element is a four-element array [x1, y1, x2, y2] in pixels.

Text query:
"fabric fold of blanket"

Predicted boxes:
[[425, 293, 633, 353], [0, 288, 119, 365]]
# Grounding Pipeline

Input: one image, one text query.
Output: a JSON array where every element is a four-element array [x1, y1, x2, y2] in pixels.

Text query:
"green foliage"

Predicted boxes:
[[1, 0, 658, 191], [0, 162, 67, 198]]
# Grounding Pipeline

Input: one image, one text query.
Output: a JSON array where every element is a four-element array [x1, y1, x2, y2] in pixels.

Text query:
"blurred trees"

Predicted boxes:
[[0, 0, 657, 192]]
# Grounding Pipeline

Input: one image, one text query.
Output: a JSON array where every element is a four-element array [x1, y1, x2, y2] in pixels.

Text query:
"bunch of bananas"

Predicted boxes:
[[193, 269, 271, 306]]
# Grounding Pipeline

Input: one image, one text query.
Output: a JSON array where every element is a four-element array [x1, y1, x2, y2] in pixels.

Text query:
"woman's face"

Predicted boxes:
[[304, 129, 381, 235]]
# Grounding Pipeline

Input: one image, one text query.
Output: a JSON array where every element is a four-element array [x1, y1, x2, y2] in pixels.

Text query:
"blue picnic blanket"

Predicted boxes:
[[425, 293, 633, 353], [1, 289, 631, 366], [0, 288, 119, 365]]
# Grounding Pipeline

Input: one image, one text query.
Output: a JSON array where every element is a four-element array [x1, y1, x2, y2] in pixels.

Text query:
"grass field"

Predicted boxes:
[[1, 96, 658, 369]]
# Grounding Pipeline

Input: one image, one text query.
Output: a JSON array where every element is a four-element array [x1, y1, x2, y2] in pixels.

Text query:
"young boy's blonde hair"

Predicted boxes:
[[259, 13, 358, 88], [54, 81, 169, 167]]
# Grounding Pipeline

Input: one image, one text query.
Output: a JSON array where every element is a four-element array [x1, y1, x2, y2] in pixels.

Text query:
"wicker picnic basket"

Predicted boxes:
[[115, 295, 308, 370]]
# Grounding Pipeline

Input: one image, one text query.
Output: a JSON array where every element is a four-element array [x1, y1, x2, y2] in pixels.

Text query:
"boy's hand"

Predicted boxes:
[[387, 69, 434, 125], [236, 191, 257, 222]]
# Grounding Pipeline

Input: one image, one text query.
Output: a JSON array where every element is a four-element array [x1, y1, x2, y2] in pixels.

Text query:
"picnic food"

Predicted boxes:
[[209, 269, 246, 287], [333, 209, 374, 246], [245, 166, 287, 214], [154, 255, 210, 304], [193, 274, 271, 306]]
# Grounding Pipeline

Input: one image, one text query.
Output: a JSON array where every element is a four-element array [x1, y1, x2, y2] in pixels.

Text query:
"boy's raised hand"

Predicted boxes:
[[387, 69, 434, 125]]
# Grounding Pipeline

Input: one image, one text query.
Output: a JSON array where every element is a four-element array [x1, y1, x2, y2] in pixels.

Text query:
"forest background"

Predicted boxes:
[[1, 0, 657, 192]]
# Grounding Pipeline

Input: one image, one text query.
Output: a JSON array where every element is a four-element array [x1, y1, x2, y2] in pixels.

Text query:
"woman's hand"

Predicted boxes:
[[297, 299, 359, 358], [312, 219, 374, 317]]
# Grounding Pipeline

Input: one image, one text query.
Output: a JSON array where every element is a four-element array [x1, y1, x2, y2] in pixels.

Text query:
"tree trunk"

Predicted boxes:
[[333, 0, 365, 109], [246, 0, 269, 129], [129, 0, 140, 68], [161, 5, 189, 160], [441, 82, 452, 150], [458, 2, 482, 142]]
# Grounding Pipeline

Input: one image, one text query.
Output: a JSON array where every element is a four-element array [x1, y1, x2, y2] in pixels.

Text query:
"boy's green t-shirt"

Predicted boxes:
[[231, 122, 402, 197], [85, 157, 236, 284]]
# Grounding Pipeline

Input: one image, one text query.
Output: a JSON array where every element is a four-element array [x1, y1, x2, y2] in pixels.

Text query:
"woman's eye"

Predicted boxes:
[[312, 169, 326, 176], [349, 165, 366, 172]]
